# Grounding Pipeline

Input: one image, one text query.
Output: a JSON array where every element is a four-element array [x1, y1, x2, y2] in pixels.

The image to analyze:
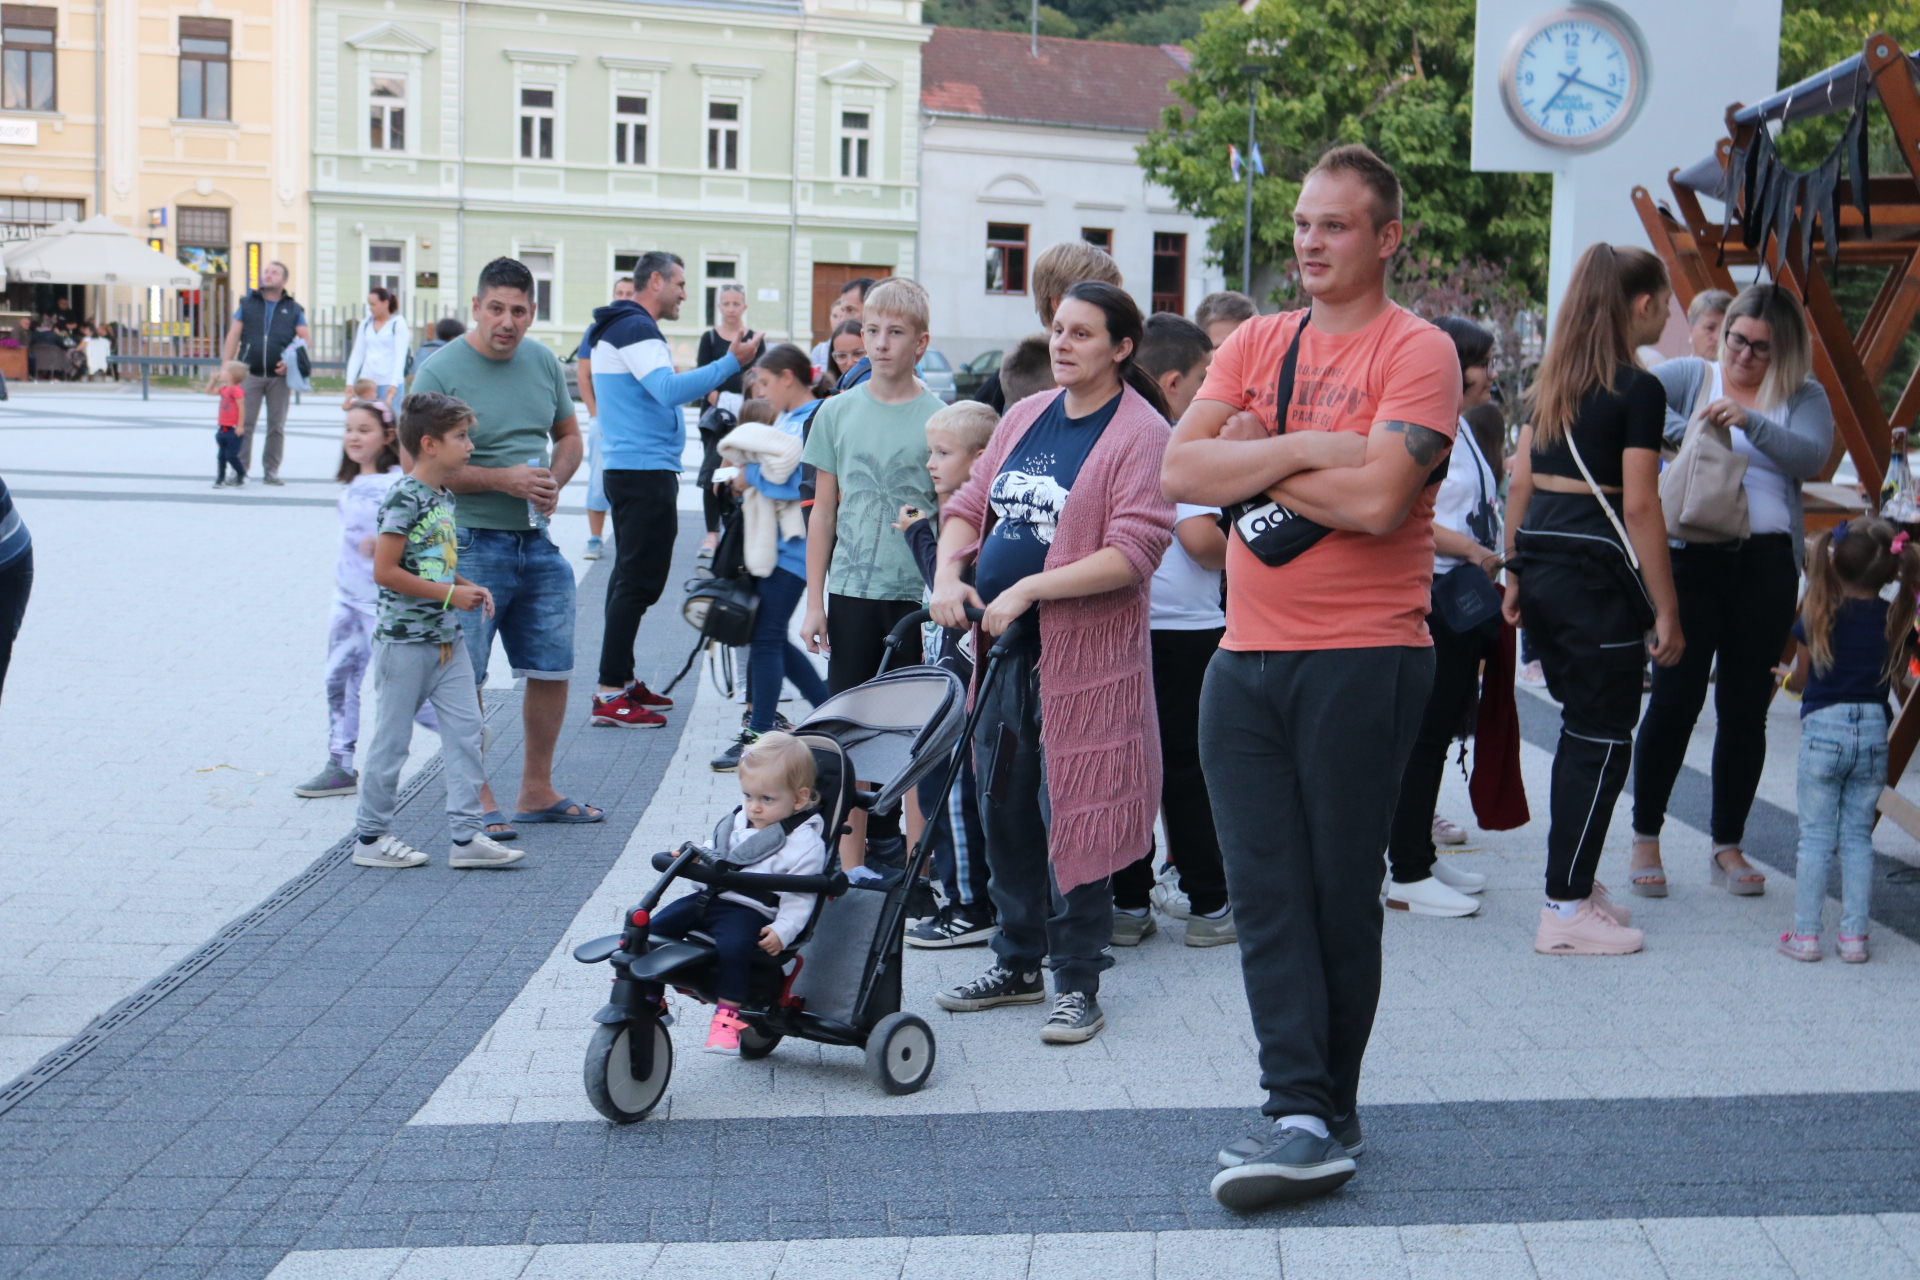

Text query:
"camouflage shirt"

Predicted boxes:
[[375, 476, 461, 644]]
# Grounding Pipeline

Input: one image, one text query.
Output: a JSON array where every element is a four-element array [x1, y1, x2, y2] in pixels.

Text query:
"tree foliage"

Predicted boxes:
[[1136, 0, 1551, 306], [923, 0, 1234, 47]]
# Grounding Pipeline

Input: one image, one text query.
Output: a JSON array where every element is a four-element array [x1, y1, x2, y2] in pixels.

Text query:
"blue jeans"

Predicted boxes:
[[749, 567, 829, 733], [585, 417, 608, 514], [454, 527, 577, 682], [1793, 702, 1887, 937]]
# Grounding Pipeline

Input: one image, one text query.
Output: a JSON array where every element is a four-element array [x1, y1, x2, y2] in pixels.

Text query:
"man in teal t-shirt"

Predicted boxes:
[[410, 256, 601, 833]]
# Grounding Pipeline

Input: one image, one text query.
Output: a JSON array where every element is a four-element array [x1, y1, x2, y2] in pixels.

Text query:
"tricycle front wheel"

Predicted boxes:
[[584, 1018, 672, 1123], [864, 1012, 935, 1095]]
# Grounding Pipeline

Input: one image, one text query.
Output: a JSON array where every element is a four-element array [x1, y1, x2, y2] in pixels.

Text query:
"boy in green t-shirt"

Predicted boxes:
[[353, 392, 523, 871], [799, 277, 944, 868]]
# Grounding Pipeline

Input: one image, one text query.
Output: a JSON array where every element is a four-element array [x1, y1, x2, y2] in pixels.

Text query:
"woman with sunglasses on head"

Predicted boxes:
[[1627, 284, 1835, 900]]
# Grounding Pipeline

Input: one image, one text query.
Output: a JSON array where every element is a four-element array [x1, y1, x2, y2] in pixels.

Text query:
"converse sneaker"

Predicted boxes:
[[1184, 907, 1237, 947], [591, 687, 667, 729], [1778, 932, 1821, 963], [1111, 909, 1157, 946], [1534, 900, 1645, 956], [1220, 1112, 1363, 1166], [704, 1005, 747, 1055], [449, 832, 525, 869], [935, 963, 1044, 1012], [905, 904, 999, 948], [583, 535, 604, 560], [352, 834, 428, 869], [1209, 1125, 1357, 1209], [711, 729, 758, 772], [293, 761, 358, 798], [1039, 990, 1105, 1044], [1431, 813, 1469, 845], [1839, 934, 1870, 964]]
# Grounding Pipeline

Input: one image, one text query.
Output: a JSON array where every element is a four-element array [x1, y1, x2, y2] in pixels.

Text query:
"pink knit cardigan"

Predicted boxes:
[[943, 384, 1175, 892]]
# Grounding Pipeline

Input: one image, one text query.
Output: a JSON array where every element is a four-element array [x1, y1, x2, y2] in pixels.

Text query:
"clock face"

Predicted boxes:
[[1501, 9, 1643, 149]]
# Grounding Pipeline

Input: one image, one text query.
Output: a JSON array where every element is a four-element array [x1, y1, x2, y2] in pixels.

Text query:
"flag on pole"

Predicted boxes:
[[1251, 142, 1266, 175], [1229, 144, 1242, 181]]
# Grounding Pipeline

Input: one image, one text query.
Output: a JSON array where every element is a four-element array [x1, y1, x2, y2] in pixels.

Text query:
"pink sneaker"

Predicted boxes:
[[704, 1005, 747, 1055], [1534, 900, 1645, 956], [1838, 935, 1869, 964], [1589, 882, 1632, 928], [1777, 932, 1821, 962]]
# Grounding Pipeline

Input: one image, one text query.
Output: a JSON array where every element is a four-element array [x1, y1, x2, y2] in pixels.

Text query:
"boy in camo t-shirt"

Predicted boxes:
[[352, 393, 523, 871]]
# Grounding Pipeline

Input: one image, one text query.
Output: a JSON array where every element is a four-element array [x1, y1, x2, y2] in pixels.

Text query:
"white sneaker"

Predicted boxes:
[[1385, 875, 1481, 917], [450, 832, 525, 869], [1431, 813, 1468, 845], [1431, 857, 1487, 895], [1149, 879, 1191, 920], [352, 834, 429, 869]]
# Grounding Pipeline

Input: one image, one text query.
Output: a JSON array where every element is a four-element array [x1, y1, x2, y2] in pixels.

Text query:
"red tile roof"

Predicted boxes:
[[921, 27, 1188, 133]]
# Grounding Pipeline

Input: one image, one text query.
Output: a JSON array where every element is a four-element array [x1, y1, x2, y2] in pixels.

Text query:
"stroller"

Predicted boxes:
[[575, 606, 1011, 1122]]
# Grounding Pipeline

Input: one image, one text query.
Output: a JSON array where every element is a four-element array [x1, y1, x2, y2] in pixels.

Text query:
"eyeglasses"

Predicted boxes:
[[1724, 331, 1772, 358]]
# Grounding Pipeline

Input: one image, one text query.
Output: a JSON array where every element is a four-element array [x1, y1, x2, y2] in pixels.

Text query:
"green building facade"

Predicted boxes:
[[310, 0, 927, 362]]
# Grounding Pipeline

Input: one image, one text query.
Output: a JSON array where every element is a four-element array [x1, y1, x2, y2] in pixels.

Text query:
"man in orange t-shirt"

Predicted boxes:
[[1163, 145, 1461, 1211]]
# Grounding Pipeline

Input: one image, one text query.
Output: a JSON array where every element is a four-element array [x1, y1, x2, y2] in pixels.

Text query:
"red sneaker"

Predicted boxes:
[[627, 681, 673, 709], [590, 688, 667, 728]]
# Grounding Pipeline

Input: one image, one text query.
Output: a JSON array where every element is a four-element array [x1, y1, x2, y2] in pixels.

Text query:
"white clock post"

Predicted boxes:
[[1471, 0, 1783, 324]]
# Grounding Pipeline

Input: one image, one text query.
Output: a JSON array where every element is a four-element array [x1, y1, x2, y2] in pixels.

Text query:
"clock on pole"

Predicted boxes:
[[1500, 7, 1645, 149]]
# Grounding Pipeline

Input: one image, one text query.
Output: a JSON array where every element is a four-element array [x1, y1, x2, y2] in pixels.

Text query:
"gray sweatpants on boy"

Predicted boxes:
[[356, 639, 486, 843]]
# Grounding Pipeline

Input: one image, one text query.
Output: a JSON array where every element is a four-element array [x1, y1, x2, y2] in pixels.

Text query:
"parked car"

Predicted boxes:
[[954, 349, 1002, 400], [920, 349, 957, 403]]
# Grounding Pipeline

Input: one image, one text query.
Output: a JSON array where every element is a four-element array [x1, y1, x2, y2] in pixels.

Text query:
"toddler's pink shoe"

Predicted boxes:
[[704, 1005, 747, 1055], [1777, 932, 1821, 962], [1839, 935, 1869, 964]]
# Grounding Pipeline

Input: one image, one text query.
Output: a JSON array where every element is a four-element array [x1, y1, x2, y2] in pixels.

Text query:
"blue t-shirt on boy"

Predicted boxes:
[[975, 390, 1121, 647], [1792, 596, 1895, 718]]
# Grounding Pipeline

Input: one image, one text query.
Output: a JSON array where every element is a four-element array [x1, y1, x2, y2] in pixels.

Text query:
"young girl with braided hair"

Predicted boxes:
[[1778, 515, 1920, 963]]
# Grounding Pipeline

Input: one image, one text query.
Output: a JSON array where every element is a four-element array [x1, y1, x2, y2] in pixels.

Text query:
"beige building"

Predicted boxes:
[[0, 0, 307, 318]]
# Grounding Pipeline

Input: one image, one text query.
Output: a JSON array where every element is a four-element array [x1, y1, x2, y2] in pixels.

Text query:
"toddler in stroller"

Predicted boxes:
[[649, 733, 828, 1055]]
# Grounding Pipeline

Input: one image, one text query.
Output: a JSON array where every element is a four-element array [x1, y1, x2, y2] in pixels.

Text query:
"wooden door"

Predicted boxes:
[[811, 263, 891, 347]]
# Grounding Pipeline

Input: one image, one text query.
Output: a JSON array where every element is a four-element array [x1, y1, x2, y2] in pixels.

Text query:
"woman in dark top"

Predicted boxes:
[[693, 282, 765, 553], [1500, 243, 1683, 957]]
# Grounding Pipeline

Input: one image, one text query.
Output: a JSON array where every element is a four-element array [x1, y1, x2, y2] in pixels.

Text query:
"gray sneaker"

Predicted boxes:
[[1111, 909, 1157, 947], [1184, 908, 1237, 948], [450, 832, 525, 869], [294, 762, 358, 798], [1210, 1125, 1357, 1209], [935, 963, 1045, 1012], [352, 834, 428, 869], [1039, 990, 1105, 1044], [1219, 1112, 1362, 1166]]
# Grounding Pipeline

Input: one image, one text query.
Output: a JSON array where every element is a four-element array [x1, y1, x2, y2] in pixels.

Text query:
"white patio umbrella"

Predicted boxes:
[[3, 216, 199, 288]]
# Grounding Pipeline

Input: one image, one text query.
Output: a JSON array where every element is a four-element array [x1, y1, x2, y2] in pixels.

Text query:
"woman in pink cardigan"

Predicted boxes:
[[928, 281, 1175, 1045]]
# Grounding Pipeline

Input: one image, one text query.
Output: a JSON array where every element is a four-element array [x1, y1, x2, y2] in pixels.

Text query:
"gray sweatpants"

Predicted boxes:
[[239, 373, 290, 478], [356, 639, 486, 844]]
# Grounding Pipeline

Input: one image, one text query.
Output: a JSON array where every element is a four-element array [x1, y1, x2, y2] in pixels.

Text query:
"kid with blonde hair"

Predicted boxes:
[[207, 360, 251, 486]]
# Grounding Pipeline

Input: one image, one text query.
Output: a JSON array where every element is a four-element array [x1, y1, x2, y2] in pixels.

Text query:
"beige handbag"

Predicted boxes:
[[1659, 366, 1750, 543]]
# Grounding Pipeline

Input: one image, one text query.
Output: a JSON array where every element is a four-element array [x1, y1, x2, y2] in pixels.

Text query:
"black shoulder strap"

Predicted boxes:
[[1272, 311, 1310, 436]]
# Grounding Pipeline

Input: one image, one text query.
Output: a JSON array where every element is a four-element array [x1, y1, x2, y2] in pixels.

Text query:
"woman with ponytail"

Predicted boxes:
[[929, 279, 1175, 1044], [1778, 517, 1919, 963], [1501, 242, 1683, 956]]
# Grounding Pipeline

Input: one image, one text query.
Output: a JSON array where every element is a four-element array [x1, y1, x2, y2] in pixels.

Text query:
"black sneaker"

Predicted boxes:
[[1218, 1112, 1362, 1166], [905, 904, 999, 949], [740, 709, 797, 734], [1209, 1125, 1357, 1210], [935, 963, 1044, 1012], [710, 729, 757, 772], [905, 877, 940, 922], [1039, 990, 1104, 1044]]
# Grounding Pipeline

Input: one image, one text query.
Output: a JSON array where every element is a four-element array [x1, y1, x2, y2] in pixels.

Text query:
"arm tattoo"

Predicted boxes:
[[1383, 421, 1451, 468]]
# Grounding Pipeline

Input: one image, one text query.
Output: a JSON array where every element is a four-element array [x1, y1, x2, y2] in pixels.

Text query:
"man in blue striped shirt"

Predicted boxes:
[[0, 474, 32, 701], [585, 250, 758, 729]]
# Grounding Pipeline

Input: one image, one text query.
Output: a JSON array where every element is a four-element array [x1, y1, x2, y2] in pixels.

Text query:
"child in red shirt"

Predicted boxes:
[[209, 360, 249, 487]]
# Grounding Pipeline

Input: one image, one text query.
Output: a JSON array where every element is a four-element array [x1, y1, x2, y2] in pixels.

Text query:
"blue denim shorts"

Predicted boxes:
[[454, 526, 576, 682]]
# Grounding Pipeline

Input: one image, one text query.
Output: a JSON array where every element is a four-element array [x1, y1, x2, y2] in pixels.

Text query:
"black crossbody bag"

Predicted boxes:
[[1223, 315, 1336, 567]]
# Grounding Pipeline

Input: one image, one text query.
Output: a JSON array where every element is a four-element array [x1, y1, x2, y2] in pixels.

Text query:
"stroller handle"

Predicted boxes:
[[882, 605, 983, 649], [649, 848, 850, 898]]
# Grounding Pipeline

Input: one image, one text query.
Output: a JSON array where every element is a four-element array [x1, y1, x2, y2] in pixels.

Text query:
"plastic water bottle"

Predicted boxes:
[[526, 456, 550, 532], [1884, 429, 1917, 522]]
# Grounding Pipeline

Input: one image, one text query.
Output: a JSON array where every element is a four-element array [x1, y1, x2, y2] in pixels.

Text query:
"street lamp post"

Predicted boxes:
[[1239, 66, 1261, 296]]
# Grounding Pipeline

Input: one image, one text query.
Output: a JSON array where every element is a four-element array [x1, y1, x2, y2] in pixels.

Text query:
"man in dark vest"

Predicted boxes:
[[220, 261, 311, 486]]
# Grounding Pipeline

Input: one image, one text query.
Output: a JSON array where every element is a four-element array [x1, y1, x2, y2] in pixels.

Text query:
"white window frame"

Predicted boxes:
[[837, 108, 871, 180], [504, 50, 574, 165], [519, 246, 556, 323], [613, 92, 649, 167], [612, 249, 641, 294], [701, 254, 744, 329], [819, 66, 890, 189], [518, 84, 557, 161], [705, 97, 741, 172], [367, 71, 409, 153], [344, 25, 437, 160], [367, 239, 406, 296]]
